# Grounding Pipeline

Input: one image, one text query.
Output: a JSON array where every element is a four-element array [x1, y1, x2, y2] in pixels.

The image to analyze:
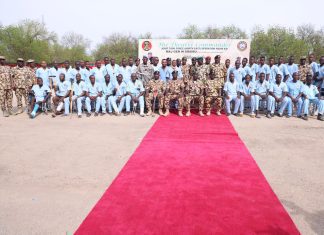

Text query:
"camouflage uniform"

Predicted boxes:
[[298, 64, 312, 83], [145, 79, 165, 111], [189, 64, 197, 77], [205, 79, 223, 113], [136, 64, 154, 87], [181, 64, 190, 84], [0, 65, 13, 112], [196, 64, 212, 83], [211, 63, 225, 87], [11, 66, 30, 108], [185, 79, 205, 111], [164, 79, 185, 111]]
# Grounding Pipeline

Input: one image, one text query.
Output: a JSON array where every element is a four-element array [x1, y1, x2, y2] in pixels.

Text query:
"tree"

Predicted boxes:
[[178, 24, 205, 39], [297, 24, 324, 57]]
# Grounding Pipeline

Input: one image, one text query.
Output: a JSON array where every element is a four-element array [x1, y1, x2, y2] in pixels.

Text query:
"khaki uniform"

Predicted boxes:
[[11, 66, 30, 108], [211, 63, 225, 87], [145, 79, 165, 110], [185, 79, 205, 111], [196, 64, 212, 82], [0, 65, 13, 112], [205, 79, 223, 112], [136, 64, 154, 87], [298, 64, 312, 83], [164, 79, 185, 111], [189, 64, 198, 77], [181, 64, 190, 84]]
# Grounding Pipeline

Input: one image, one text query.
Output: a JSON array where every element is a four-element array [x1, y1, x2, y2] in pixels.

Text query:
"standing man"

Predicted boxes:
[[241, 58, 253, 82], [145, 71, 165, 116], [277, 56, 290, 82], [189, 57, 198, 77], [91, 60, 105, 85], [226, 60, 246, 84], [85, 75, 102, 117], [286, 72, 303, 118], [159, 59, 171, 83], [254, 72, 270, 118], [137, 56, 154, 87], [211, 55, 225, 88], [69, 73, 87, 118], [0, 56, 14, 117], [152, 57, 160, 72], [126, 73, 145, 117], [71, 61, 84, 81], [258, 56, 270, 81], [81, 61, 91, 84], [308, 54, 319, 82], [223, 59, 231, 83], [224, 72, 241, 116], [119, 58, 132, 84], [60, 61, 74, 83], [269, 57, 280, 84], [49, 61, 60, 85], [164, 71, 185, 116], [128, 57, 137, 73], [248, 56, 259, 82], [106, 58, 120, 84], [298, 56, 312, 83], [11, 58, 30, 114], [36, 61, 50, 88], [169, 60, 183, 79], [180, 57, 190, 84], [196, 57, 211, 83], [287, 56, 299, 82]]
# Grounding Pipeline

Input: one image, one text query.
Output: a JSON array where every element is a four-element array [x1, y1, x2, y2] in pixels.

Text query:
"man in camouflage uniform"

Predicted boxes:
[[137, 55, 154, 87], [298, 56, 312, 83], [11, 58, 30, 114], [164, 71, 185, 116], [205, 73, 223, 116], [0, 56, 14, 117], [181, 57, 190, 84], [145, 71, 165, 116], [184, 73, 205, 117], [212, 55, 227, 84], [189, 57, 197, 78], [196, 57, 212, 83]]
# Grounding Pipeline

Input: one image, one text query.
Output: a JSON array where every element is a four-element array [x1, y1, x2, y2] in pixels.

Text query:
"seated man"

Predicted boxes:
[[52, 73, 71, 117], [126, 73, 145, 117], [85, 75, 102, 117], [29, 77, 51, 118], [66, 73, 87, 118], [224, 72, 241, 116], [301, 75, 324, 121], [109, 74, 128, 115], [205, 73, 223, 116], [101, 74, 114, 115], [267, 74, 290, 118], [286, 72, 303, 118], [184, 74, 204, 117], [164, 71, 185, 116], [145, 71, 165, 116], [239, 74, 255, 117], [254, 72, 270, 118]]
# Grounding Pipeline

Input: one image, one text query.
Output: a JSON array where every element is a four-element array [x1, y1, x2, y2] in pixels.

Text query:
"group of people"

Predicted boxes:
[[0, 54, 323, 121]]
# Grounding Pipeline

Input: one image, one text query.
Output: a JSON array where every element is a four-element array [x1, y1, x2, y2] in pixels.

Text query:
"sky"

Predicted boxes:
[[0, 0, 323, 50]]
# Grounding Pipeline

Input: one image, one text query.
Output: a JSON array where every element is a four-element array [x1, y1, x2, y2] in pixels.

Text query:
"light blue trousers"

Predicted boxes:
[[286, 97, 303, 116], [65, 96, 85, 115], [267, 96, 289, 115], [302, 98, 324, 115], [225, 95, 240, 114], [85, 97, 101, 113], [240, 95, 255, 113], [254, 94, 267, 111], [125, 95, 144, 114], [109, 96, 127, 113]]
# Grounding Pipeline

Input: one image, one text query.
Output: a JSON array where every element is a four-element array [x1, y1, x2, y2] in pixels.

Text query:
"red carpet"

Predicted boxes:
[[75, 114, 299, 235]]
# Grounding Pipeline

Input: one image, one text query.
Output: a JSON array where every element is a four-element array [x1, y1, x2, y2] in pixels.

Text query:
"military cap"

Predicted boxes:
[[206, 56, 211, 59], [0, 56, 5, 60], [197, 57, 203, 61], [26, 59, 34, 63], [17, 58, 24, 61], [142, 55, 148, 59]]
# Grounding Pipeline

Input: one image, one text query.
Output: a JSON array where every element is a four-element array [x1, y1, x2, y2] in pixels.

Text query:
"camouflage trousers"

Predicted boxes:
[[0, 89, 13, 111], [164, 94, 184, 110], [145, 93, 164, 110], [205, 96, 223, 112], [15, 88, 28, 108], [185, 95, 204, 111]]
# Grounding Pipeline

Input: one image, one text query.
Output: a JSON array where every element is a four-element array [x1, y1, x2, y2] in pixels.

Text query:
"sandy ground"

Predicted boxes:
[[0, 107, 323, 234]]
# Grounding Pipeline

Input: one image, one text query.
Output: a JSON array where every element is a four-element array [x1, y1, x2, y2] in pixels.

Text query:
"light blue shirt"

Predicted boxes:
[[169, 66, 183, 79], [159, 67, 171, 82], [269, 65, 280, 84], [310, 62, 319, 74], [90, 67, 105, 85], [248, 63, 259, 81], [71, 68, 85, 82], [32, 84, 50, 102], [80, 68, 91, 84], [227, 67, 246, 84], [105, 64, 120, 83], [49, 67, 60, 85], [242, 66, 253, 81], [258, 64, 270, 76], [302, 84, 319, 99], [73, 80, 87, 96], [113, 81, 127, 97], [56, 80, 71, 97], [119, 66, 132, 84], [319, 65, 324, 88], [59, 67, 74, 83], [224, 81, 240, 97], [36, 68, 50, 87], [255, 80, 270, 95], [287, 80, 303, 98], [277, 64, 290, 80], [101, 81, 114, 96], [286, 63, 299, 81], [87, 82, 102, 96], [269, 82, 288, 98], [126, 79, 145, 96], [153, 65, 160, 72], [240, 81, 255, 95]]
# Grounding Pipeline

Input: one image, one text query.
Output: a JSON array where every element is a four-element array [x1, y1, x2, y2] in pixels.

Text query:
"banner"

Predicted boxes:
[[138, 39, 250, 65]]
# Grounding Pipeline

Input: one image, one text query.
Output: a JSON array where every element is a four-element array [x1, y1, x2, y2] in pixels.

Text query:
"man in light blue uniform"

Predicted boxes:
[[269, 57, 280, 84], [301, 75, 324, 121], [128, 57, 137, 73], [159, 59, 171, 82], [29, 77, 51, 118], [105, 58, 120, 83], [49, 61, 61, 86], [277, 56, 290, 82], [52, 73, 71, 117], [258, 56, 270, 81], [118, 58, 132, 83], [239, 74, 255, 117], [85, 75, 102, 117], [242, 58, 254, 82], [36, 61, 50, 87], [286, 72, 303, 118], [71, 61, 85, 82], [110, 74, 128, 115], [254, 72, 270, 118], [226, 60, 246, 84], [224, 72, 241, 116], [67, 73, 87, 117], [287, 56, 299, 82], [267, 74, 289, 118], [101, 74, 115, 115], [248, 56, 259, 82], [169, 59, 183, 79], [90, 60, 105, 85], [318, 56, 324, 96], [308, 54, 319, 82], [126, 73, 145, 117], [60, 61, 74, 83], [80, 61, 91, 85]]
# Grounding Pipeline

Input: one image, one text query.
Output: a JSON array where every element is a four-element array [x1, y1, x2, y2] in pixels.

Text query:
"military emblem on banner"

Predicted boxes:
[[142, 41, 152, 51], [237, 41, 247, 51]]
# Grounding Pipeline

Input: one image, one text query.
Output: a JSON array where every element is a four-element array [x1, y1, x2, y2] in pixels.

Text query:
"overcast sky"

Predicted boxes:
[[1, 0, 323, 49]]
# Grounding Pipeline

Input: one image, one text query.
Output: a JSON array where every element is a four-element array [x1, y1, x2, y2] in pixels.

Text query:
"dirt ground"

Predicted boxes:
[[0, 110, 323, 235]]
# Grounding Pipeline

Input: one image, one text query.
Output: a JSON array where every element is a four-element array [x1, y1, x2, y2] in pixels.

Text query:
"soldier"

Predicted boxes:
[[212, 55, 226, 85], [0, 56, 14, 117], [181, 57, 190, 84], [11, 58, 30, 114], [298, 56, 312, 83], [189, 57, 197, 77], [145, 71, 165, 116], [164, 71, 185, 116], [196, 57, 211, 82], [136, 56, 154, 87], [205, 72, 223, 116], [184, 73, 205, 117]]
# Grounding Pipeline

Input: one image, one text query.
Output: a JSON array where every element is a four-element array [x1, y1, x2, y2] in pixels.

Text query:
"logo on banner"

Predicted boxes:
[[142, 41, 152, 51], [237, 41, 247, 51]]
